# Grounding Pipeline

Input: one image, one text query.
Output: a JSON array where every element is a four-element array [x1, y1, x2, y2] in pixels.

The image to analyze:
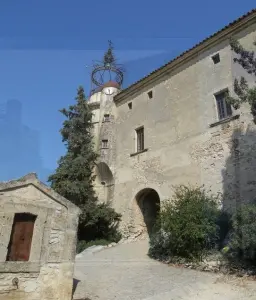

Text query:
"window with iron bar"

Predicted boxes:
[[101, 139, 108, 149], [103, 114, 110, 122]]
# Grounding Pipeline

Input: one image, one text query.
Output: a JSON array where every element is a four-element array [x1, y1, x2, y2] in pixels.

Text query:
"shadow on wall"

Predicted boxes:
[[0, 99, 51, 183], [96, 162, 115, 203], [72, 278, 80, 299], [222, 124, 256, 213]]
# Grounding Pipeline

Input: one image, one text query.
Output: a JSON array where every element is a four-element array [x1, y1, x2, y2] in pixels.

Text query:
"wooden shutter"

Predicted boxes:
[[6, 213, 37, 262]]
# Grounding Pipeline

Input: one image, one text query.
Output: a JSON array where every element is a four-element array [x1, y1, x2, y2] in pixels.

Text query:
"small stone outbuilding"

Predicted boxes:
[[0, 173, 81, 300]]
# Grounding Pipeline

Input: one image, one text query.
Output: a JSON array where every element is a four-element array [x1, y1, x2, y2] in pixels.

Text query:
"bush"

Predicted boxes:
[[78, 202, 122, 243], [228, 204, 256, 264], [77, 239, 110, 254], [148, 185, 221, 261]]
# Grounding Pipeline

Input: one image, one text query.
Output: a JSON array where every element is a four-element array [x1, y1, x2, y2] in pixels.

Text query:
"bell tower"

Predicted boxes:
[[88, 41, 124, 203]]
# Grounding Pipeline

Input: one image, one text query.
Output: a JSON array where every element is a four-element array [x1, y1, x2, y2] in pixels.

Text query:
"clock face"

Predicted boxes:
[[104, 88, 114, 95]]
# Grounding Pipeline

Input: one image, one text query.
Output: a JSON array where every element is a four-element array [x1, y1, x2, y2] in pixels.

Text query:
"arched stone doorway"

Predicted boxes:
[[135, 188, 160, 237], [95, 162, 114, 203]]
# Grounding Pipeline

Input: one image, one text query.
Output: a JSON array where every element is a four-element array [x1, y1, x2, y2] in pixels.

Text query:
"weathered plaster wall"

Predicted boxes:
[[0, 177, 80, 300], [110, 23, 256, 237], [88, 21, 256, 238], [89, 88, 119, 203]]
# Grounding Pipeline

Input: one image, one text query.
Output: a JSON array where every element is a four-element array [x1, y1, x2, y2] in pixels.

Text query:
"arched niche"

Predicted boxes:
[[134, 188, 160, 237]]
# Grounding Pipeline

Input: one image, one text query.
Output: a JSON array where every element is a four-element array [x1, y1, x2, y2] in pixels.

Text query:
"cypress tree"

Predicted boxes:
[[48, 86, 121, 242]]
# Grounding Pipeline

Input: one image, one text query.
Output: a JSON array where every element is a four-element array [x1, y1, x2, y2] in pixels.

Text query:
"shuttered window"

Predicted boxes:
[[215, 91, 232, 120], [6, 213, 37, 262], [136, 127, 144, 152]]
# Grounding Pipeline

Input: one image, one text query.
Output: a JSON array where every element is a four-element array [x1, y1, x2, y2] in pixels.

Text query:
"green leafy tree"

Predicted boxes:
[[48, 86, 121, 242], [229, 204, 256, 265], [227, 38, 256, 122], [148, 186, 221, 261]]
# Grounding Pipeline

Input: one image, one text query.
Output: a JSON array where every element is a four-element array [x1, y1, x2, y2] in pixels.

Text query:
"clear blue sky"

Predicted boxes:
[[0, 1, 255, 182]]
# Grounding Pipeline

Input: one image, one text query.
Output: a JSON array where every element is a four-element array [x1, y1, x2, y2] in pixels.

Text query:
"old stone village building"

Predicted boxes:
[[0, 9, 255, 300], [89, 9, 256, 239], [0, 174, 80, 299]]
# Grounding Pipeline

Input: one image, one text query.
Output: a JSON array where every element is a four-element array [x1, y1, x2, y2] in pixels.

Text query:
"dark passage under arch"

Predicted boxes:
[[135, 188, 160, 236]]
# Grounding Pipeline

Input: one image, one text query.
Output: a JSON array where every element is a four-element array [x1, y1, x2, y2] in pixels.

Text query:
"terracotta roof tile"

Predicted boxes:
[[90, 81, 120, 95], [114, 9, 256, 102]]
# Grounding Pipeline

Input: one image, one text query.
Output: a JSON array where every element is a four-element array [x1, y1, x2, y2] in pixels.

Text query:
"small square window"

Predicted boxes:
[[147, 90, 153, 99], [215, 91, 232, 120], [101, 139, 108, 149], [128, 102, 132, 109], [103, 114, 110, 122], [136, 127, 144, 152], [212, 53, 220, 64]]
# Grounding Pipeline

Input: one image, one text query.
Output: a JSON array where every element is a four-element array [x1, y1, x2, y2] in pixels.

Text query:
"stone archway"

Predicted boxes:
[[95, 162, 114, 203], [135, 188, 160, 237]]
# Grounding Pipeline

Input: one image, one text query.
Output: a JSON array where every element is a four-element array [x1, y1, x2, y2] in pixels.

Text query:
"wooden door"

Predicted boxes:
[[6, 213, 37, 261]]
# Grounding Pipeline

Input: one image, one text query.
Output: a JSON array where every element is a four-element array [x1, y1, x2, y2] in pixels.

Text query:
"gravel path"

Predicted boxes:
[[73, 240, 256, 300]]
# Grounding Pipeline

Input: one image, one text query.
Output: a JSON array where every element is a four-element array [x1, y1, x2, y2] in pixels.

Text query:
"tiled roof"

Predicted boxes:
[[0, 173, 81, 214], [90, 80, 120, 95], [114, 9, 256, 102]]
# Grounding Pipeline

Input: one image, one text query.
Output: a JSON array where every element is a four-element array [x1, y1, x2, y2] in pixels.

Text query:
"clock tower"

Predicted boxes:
[[88, 42, 124, 204]]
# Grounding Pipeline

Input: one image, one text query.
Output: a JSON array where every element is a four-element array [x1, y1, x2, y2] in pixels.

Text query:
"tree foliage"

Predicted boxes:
[[148, 186, 221, 261], [226, 38, 256, 122], [48, 86, 121, 242], [228, 204, 256, 264]]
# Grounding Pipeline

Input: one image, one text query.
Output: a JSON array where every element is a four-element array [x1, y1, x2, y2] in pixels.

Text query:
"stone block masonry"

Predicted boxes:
[[0, 173, 81, 300], [89, 10, 256, 239]]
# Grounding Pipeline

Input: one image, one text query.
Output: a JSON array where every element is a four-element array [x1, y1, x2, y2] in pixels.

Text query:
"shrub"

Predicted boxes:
[[228, 204, 256, 264], [78, 202, 122, 243], [77, 239, 110, 254], [149, 185, 221, 261]]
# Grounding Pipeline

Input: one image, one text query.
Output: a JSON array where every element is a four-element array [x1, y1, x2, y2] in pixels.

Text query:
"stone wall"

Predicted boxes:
[[0, 174, 80, 300], [111, 23, 256, 236], [88, 17, 256, 239], [89, 88, 119, 203]]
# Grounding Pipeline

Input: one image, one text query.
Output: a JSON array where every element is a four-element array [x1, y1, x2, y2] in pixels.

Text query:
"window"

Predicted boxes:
[[136, 127, 144, 152], [103, 114, 110, 122], [212, 53, 220, 64], [6, 213, 37, 262], [215, 91, 232, 120], [128, 102, 132, 109], [147, 90, 153, 99], [101, 139, 108, 149]]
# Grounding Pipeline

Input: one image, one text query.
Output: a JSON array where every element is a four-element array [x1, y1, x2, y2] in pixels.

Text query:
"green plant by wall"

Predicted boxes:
[[228, 204, 256, 265], [77, 239, 110, 254], [148, 185, 221, 261], [226, 38, 256, 123]]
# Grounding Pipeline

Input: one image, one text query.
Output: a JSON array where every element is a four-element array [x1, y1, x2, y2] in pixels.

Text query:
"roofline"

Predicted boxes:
[[114, 9, 256, 103], [0, 173, 81, 215]]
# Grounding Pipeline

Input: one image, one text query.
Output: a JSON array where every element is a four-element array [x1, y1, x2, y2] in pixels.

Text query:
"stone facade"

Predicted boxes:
[[89, 11, 256, 238], [0, 173, 80, 300]]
